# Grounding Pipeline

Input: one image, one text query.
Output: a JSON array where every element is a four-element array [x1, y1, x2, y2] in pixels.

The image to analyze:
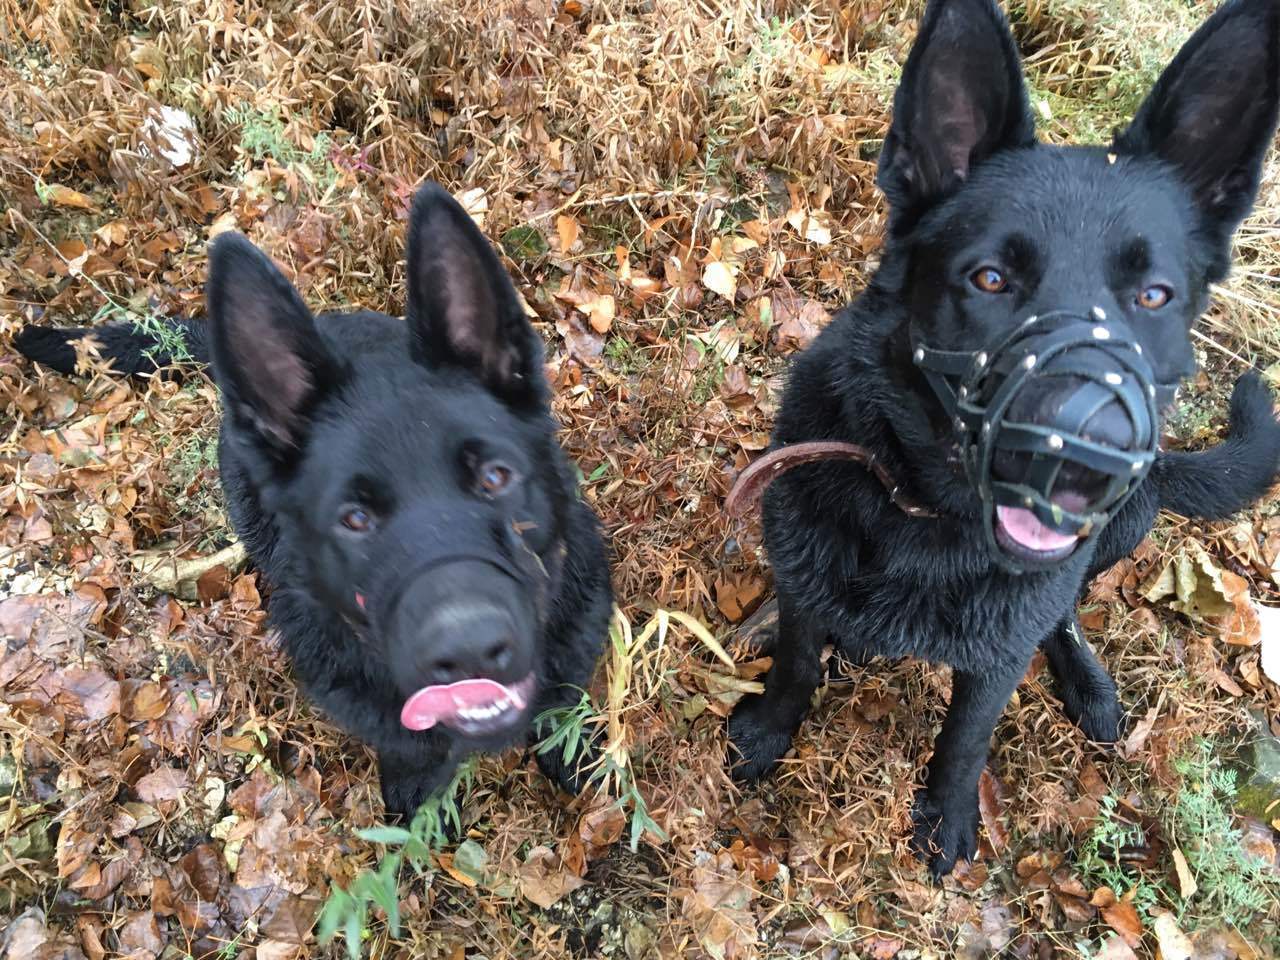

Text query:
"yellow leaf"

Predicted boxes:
[[556, 214, 580, 253], [455, 187, 488, 228], [585, 294, 615, 334], [208, 212, 239, 240], [664, 609, 735, 670], [702, 260, 737, 300], [43, 183, 98, 211]]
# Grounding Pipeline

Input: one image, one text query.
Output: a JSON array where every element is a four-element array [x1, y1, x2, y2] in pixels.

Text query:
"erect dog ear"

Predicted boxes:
[[404, 182, 546, 408], [1113, 0, 1280, 279], [876, 0, 1036, 234], [206, 232, 342, 454]]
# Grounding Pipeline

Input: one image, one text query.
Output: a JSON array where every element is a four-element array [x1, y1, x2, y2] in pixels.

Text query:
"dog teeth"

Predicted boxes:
[[457, 699, 516, 722]]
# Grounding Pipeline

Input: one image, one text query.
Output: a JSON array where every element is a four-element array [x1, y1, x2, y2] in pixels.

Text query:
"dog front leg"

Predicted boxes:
[[529, 680, 602, 795], [377, 737, 459, 823], [728, 592, 826, 781], [911, 661, 1025, 879], [1041, 614, 1122, 743]]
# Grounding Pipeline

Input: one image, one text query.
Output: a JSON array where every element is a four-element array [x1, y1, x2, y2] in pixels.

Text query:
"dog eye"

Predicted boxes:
[[478, 461, 516, 496], [970, 267, 1008, 293], [1136, 284, 1172, 309], [339, 506, 373, 533]]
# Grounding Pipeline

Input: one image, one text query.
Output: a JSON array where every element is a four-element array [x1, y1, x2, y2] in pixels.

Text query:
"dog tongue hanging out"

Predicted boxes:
[[728, 0, 1280, 880], [15, 184, 614, 820]]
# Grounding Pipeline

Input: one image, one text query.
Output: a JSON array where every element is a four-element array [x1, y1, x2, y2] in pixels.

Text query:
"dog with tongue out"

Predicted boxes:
[[727, 0, 1280, 879], [14, 183, 613, 820]]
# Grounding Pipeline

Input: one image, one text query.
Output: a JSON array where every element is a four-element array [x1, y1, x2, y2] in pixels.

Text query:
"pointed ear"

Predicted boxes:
[[877, 0, 1036, 232], [1113, 0, 1280, 260], [405, 183, 546, 407], [206, 233, 341, 453]]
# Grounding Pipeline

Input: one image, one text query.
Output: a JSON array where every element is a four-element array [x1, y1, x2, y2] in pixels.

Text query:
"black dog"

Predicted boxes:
[[728, 0, 1280, 877], [16, 184, 613, 818]]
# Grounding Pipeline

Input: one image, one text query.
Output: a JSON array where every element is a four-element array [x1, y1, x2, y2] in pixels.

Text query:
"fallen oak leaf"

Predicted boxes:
[[135, 766, 188, 804], [1101, 899, 1143, 948], [518, 845, 585, 908]]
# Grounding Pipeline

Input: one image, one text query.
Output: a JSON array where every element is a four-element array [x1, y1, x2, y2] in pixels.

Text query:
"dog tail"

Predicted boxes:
[[13, 316, 209, 378], [1152, 371, 1280, 520]]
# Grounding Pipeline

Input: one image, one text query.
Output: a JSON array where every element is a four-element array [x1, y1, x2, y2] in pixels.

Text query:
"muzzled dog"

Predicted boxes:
[[728, 0, 1280, 878], [15, 183, 614, 819]]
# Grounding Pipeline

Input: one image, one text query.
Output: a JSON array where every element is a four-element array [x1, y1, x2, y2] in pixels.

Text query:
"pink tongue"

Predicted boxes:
[[996, 504, 1079, 551], [400, 678, 527, 731]]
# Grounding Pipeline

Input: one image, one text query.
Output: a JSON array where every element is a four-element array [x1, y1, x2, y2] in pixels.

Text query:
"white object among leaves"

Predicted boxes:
[[140, 106, 198, 167]]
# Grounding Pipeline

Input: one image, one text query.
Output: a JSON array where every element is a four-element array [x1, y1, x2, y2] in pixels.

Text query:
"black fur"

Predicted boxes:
[[729, 0, 1280, 878], [16, 183, 612, 818]]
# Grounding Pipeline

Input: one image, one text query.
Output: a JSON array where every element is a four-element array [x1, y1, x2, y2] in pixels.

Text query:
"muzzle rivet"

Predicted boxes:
[[1132, 460, 1144, 472], [1091, 305, 1107, 321], [976, 351, 989, 368], [1105, 372, 1122, 385], [955, 417, 966, 432], [1023, 314, 1039, 326], [1022, 353, 1037, 369], [913, 347, 925, 363], [1147, 384, 1157, 398], [1092, 326, 1110, 340], [1133, 343, 1143, 355], [1023, 496, 1034, 508], [1047, 433, 1064, 450], [982, 421, 992, 436], [958, 385, 969, 400]]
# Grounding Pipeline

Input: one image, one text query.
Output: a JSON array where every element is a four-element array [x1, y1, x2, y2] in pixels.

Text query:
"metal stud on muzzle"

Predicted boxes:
[[912, 310, 1159, 573]]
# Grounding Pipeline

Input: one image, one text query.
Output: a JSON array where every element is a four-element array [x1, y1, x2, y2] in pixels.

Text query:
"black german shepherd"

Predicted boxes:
[[16, 184, 612, 818], [728, 0, 1280, 876]]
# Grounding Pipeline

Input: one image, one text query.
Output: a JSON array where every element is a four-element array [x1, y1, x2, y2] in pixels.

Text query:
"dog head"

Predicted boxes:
[[876, 0, 1280, 571], [206, 184, 569, 744]]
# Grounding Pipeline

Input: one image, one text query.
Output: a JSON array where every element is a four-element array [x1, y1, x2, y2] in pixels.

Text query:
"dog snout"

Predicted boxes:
[[390, 560, 533, 689]]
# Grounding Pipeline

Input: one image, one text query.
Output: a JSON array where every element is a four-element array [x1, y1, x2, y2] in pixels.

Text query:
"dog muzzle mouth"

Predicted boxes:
[[911, 310, 1159, 574]]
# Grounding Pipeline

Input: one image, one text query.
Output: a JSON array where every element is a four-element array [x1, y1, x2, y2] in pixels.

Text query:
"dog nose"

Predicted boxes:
[[416, 601, 518, 685]]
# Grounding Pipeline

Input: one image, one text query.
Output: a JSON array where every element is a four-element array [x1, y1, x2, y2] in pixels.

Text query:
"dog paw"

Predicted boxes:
[[727, 694, 797, 782], [535, 731, 602, 795], [1057, 680, 1123, 744], [910, 791, 979, 880], [380, 775, 444, 824]]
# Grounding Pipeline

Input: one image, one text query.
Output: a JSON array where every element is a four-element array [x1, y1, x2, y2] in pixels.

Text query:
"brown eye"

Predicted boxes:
[[340, 506, 372, 532], [479, 461, 515, 496], [971, 267, 1008, 293], [1137, 284, 1172, 309]]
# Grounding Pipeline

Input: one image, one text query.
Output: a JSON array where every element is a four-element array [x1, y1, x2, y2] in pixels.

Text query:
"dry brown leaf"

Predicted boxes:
[[135, 766, 188, 804], [1171, 847, 1198, 900], [43, 183, 99, 211], [681, 850, 758, 960], [1101, 900, 1143, 948], [1151, 912, 1194, 960], [555, 214, 580, 252], [1094, 934, 1139, 960], [977, 768, 1009, 855], [702, 260, 737, 300], [518, 845, 585, 908]]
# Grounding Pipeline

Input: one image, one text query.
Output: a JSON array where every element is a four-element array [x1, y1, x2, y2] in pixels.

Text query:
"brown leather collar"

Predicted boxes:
[[725, 441, 938, 520]]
